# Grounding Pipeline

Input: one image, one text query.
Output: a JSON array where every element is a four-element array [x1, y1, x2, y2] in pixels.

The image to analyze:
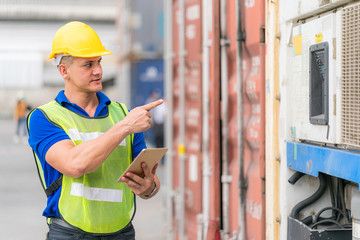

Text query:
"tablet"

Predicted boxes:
[[117, 148, 168, 182]]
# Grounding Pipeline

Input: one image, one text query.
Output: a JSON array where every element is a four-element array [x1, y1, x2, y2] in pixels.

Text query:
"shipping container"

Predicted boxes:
[[129, 60, 165, 146], [170, 1, 204, 239], [130, 60, 164, 108], [165, 0, 266, 239]]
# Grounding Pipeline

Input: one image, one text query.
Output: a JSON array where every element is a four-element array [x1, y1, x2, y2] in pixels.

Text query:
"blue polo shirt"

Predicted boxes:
[[28, 90, 146, 218]]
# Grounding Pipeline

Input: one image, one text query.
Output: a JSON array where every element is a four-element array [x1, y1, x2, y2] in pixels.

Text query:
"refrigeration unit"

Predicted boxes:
[[288, 3, 360, 149]]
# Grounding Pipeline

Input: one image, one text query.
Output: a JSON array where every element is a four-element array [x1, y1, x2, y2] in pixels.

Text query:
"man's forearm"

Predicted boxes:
[[69, 121, 131, 176], [46, 121, 131, 178]]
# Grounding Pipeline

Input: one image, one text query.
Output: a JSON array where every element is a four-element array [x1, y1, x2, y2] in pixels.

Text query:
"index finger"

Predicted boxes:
[[141, 99, 163, 111]]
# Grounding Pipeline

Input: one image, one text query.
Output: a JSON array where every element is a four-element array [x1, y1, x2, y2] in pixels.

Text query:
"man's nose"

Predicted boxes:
[[93, 63, 102, 75]]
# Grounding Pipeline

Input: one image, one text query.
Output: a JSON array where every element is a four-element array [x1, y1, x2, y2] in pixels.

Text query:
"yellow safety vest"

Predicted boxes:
[[31, 100, 135, 234]]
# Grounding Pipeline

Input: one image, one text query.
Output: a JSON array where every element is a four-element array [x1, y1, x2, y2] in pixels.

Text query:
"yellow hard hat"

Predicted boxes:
[[49, 21, 112, 59]]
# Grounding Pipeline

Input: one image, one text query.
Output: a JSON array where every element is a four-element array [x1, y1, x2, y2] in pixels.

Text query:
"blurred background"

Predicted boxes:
[[3, 0, 345, 239], [0, 0, 165, 116], [0, 0, 165, 239]]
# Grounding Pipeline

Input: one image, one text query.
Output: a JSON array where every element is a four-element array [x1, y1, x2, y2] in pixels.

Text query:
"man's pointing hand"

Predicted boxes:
[[121, 99, 164, 134], [141, 99, 164, 111]]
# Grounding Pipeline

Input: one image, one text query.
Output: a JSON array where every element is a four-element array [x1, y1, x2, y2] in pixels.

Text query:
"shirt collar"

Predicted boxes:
[[55, 90, 111, 106], [55, 90, 111, 117]]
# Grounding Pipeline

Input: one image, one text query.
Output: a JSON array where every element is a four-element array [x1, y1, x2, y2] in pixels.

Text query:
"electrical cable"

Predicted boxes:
[[338, 179, 349, 223], [326, 175, 336, 216], [342, 223, 352, 228], [309, 177, 352, 231], [289, 172, 352, 232], [288, 171, 305, 185], [310, 219, 344, 229], [290, 172, 327, 219], [300, 215, 313, 225], [315, 206, 345, 223]]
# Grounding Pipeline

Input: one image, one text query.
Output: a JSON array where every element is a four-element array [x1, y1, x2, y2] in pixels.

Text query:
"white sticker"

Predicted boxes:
[[186, 24, 196, 39], [186, 4, 200, 21], [189, 154, 198, 182]]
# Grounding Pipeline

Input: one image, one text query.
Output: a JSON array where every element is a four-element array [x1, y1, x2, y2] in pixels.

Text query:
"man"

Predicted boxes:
[[13, 91, 28, 143], [27, 21, 162, 240]]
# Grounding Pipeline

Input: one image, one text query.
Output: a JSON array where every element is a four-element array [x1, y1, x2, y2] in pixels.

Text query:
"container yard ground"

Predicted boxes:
[[0, 118, 165, 240]]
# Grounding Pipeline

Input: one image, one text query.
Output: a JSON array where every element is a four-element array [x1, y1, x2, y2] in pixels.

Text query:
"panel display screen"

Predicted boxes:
[[309, 42, 329, 125]]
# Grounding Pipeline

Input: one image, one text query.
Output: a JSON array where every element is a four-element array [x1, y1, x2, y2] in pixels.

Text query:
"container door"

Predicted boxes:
[[172, 0, 203, 239], [241, 0, 266, 239]]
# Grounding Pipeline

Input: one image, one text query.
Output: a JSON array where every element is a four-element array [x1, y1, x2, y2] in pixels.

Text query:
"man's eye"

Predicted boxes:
[[85, 63, 93, 67]]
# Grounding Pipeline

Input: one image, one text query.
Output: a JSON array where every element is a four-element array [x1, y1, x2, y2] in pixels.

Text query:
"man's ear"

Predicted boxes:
[[58, 64, 70, 79]]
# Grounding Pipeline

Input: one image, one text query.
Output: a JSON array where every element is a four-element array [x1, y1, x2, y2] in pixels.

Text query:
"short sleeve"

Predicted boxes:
[[28, 109, 70, 160], [132, 132, 147, 158]]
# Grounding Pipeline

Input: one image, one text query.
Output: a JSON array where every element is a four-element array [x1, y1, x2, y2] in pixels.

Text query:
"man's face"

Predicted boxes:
[[65, 56, 103, 93]]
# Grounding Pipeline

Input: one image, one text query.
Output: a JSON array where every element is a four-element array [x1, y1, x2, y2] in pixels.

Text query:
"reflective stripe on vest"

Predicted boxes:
[[30, 100, 134, 234]]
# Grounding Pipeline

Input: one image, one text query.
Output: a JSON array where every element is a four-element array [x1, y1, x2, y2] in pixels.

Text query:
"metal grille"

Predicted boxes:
[[341, 4, 360, 146]]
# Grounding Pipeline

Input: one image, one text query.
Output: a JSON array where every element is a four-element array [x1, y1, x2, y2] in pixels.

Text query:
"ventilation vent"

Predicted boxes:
[[341, 4, 360, 146]]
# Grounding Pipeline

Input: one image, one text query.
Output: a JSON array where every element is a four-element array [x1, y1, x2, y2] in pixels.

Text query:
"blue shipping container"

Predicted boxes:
[[130, 59, 164, 108], [130, 59, 164, 147]]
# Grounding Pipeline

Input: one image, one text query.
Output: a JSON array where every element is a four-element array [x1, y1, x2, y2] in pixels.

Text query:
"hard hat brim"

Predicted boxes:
[[49, 49, 112, 59]]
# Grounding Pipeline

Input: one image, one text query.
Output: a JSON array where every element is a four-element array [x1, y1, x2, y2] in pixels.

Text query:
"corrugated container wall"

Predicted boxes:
[[171, 0, 204, 238], [169, 0, 266, 239], [241, 0, 266, 239]]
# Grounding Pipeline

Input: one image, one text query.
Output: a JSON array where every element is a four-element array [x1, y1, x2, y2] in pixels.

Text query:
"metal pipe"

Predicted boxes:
[[236, 0, 245, 239], [178, 0, 186, 239], [164, 0, 174, 239], [274, 1, 280, 237], [202, 0, 211, 239], [116, 0, 132, 105], [220, 0, 230, 239], [197, 214, 204, 240]]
